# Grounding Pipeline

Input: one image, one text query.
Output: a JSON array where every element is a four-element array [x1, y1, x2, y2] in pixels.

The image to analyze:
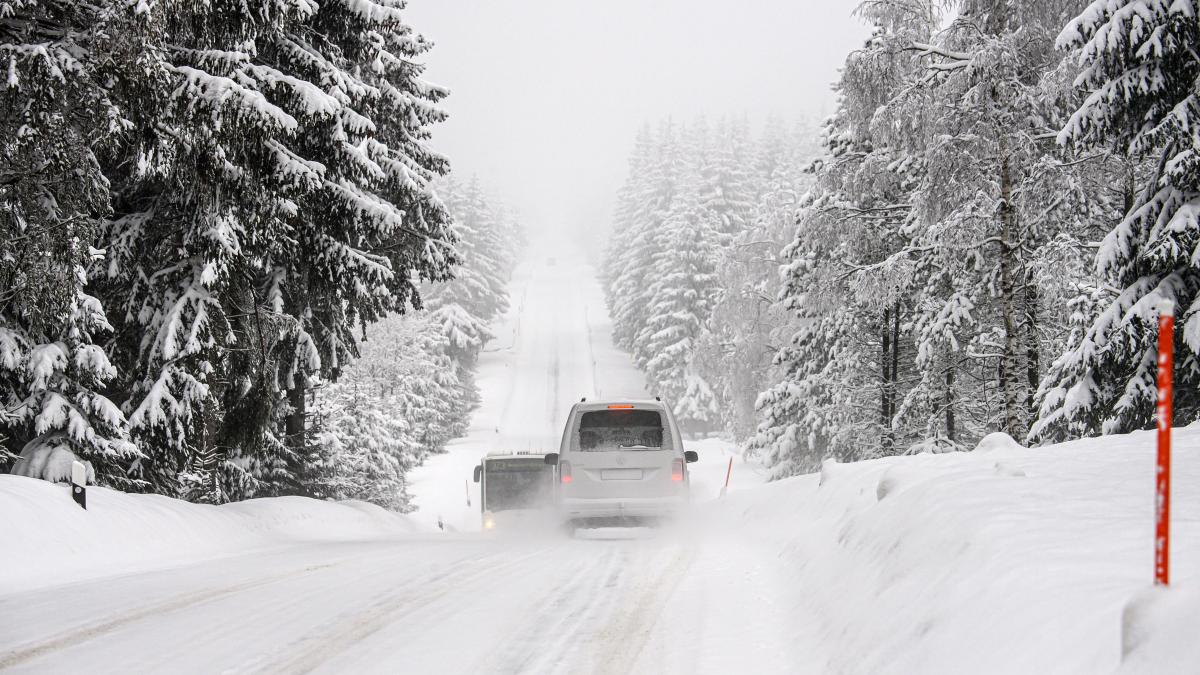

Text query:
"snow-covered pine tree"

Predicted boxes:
[[607, 120, 684, 357], [850, 0, 1114, 449], [641, 185, 723, 429], [614, 120, 729, 429], [693, 118, 818, 440], [698, 116, 756, 244], [605, 117, 821, 437], [1032, 0, 1200, 439], [603, 124, 654, 320], [422, 176, 522, 414], [267, 1, 456, 493], [311, 311, 466, 511], [402, 318, 472, 456], [427, 178, 513, 336], [309, 170, 525, 510], [0, 0, 139, 484], [752, 0, 1127, 474], [99, 0, 455, 499], [750, 3, 933, 475], [879, 1, 1083, 444], [314, 385, 417, 510]]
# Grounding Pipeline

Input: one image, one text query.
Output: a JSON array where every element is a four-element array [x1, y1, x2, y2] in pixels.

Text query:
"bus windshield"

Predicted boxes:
[[484, 458, 552, 511]]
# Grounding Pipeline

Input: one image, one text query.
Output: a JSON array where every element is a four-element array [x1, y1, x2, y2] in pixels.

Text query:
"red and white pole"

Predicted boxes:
[[1154, 301, 1174, 586]]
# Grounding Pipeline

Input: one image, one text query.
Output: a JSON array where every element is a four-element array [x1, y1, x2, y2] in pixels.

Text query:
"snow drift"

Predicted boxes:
[[0, 475, 423, 595], [704, 428, 1199, 674]]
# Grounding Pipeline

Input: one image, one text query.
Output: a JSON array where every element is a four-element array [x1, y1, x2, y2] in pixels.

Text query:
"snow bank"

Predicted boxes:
[[0, 475, 424, 595], [703, 429, 1200, 674], [1119, 585, 1200, 674]]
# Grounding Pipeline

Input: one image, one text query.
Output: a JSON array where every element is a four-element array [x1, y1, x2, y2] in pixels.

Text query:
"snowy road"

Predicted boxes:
[[0, 525, 803, 674], [0, 239, 792, 675]]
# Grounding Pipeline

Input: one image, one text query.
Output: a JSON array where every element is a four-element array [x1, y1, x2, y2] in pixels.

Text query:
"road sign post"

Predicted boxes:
[[70, 460, 87, 510], [1154, 302, 1174, 586]]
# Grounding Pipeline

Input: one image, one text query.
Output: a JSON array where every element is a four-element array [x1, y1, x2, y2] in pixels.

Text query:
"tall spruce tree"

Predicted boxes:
[[1032, 0, 1200, 439], [0, 0, 139, 483], [97, 0, 455, 498], [751, 2, 933, 473]]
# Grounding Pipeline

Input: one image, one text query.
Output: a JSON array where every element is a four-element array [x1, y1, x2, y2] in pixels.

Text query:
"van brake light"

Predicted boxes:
[[671, 458, 684, 482], [560, 461, 573, 484], [607, 404, 635, 409]]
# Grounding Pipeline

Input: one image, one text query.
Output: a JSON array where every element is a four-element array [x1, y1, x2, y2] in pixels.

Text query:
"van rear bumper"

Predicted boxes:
[[559, 495, 686, 520]]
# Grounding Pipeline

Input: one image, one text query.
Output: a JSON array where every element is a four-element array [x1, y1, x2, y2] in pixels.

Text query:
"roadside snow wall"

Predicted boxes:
[[0, 475, 424, 595], [706, 429, 1200, 674]]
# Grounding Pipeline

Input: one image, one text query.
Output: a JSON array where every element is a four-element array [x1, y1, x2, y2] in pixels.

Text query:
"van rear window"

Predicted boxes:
[[576, 410, 665, 451]]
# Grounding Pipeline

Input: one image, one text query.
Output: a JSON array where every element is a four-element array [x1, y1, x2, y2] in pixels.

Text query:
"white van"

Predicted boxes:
[[543, 399, 698, 525]]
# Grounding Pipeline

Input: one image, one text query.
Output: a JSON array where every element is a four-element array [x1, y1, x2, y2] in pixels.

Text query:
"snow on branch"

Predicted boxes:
[[905, 42, 974, 72], [170, 65, 298, 132]]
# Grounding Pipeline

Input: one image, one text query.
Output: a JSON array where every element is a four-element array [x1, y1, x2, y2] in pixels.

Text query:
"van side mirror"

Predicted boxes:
[[473, 465, 482, 483], [543, 453, 559, 466], [684, 450, 699, 463]]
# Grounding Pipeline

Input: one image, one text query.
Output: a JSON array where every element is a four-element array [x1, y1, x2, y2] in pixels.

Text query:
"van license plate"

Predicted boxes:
[[601, 469, 643, 480]]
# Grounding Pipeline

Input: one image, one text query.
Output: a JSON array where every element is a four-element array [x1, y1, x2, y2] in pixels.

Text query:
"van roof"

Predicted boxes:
[[572, 399, 668, 413]]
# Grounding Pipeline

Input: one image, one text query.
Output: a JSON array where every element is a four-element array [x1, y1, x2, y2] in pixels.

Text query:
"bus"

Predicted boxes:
[[472, 451, 555, 530]]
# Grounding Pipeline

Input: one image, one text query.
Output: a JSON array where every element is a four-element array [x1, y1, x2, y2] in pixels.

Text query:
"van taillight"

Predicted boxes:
[[671, 458, 684, 482], [560, 461, 573, 484]]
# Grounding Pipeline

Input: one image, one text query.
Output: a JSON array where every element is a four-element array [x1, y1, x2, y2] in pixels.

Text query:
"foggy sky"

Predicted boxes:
[[406, 1, 871, 240]]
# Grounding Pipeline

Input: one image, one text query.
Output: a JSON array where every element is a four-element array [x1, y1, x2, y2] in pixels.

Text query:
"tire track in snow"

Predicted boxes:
[[500, 540, 693, 675], [0, 561, 346, 671], [527, 542, 629, 674], [474, 542, 621, 674], [256, 546, 549, 674], [590, 544, 695, 675]]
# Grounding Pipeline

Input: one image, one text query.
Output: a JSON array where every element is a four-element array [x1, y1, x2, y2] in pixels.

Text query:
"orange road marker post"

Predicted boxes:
[[719, 456, 733, 499], [1155, 300, 1174, 586]]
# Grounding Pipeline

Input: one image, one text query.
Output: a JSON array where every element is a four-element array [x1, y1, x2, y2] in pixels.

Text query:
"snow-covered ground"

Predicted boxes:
[[2, 237, 1197, 673], [0, 476, 424, 597], [709, 430, 1200, 673]]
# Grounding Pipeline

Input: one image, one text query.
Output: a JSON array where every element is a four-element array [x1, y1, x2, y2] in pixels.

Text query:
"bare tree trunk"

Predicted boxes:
[[881, 306, 893, 451], [1124, 157, 1136, 214], [284, 271, 311, 466], [945, 366, 957, 444], [890, 301, 900, 417], [286, 376, 306, 451], [1023, 270, 1040, 433], [998, 145, 1024, 438], [881, 302, 900, 452]]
